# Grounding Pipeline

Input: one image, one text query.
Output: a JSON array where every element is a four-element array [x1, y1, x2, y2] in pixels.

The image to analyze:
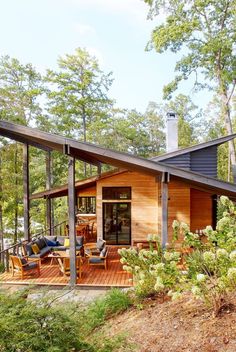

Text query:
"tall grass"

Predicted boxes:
[[78, 288, 132, 334]]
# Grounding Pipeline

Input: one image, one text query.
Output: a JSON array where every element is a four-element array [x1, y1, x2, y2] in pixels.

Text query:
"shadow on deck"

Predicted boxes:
[[0, 247, 133, 288]]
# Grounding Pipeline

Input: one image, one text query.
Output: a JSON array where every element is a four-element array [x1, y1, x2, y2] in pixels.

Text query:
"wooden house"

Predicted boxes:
[[0, 120, 236, 285], [31, 132, 236, 247]]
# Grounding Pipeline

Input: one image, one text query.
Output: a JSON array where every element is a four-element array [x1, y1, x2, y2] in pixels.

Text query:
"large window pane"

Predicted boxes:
[[78, 197, 96, 214], [102, 187, 131, 200], [103, 203, 131, 245]]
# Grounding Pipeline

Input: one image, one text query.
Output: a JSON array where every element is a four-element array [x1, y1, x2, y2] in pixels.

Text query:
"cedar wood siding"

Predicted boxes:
[[78, 172, 214, 243], [77, 186, 96, 197], [167, 180, 190, 243], [190, 188, 213, 232], [96, 171, 159, 242]]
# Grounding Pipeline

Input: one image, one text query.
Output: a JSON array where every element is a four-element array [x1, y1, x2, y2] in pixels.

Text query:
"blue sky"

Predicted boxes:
[[0, 0, 210, 113]]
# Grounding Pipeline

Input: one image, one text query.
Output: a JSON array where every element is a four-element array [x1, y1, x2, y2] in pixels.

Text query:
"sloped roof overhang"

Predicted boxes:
[[151, 134, 236, 162], [0, 120, 236, 198]]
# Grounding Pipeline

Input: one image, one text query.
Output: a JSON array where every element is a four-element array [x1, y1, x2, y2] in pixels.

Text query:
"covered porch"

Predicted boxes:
[[0, 246, 132, 287]]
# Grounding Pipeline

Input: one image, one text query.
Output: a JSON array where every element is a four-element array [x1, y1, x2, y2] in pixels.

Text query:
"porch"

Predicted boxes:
[[0, 247, 132, 288]]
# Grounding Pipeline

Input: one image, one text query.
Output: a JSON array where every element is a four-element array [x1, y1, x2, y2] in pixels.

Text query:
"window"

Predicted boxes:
[[102, 187, 131, 200], [78, 197, 96, 214]]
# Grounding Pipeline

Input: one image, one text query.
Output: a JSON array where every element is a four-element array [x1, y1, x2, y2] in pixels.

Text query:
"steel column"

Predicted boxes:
[[23, 144, 30, 241], [161, 172, 169, 248], [68, 156, 77, 286]]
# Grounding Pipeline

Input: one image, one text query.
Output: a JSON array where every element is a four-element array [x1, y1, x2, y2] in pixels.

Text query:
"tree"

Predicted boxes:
[[46, 48, 113, 176], [164, 94, 200, 148], [144, 0, 236, 174], [144, 102, 165, 156], [0, 55, 43, 125], [0, 56, 44, 240]]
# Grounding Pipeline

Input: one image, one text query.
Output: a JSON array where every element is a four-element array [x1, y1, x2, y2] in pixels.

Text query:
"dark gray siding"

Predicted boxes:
[[159, 146, 218, 177], [190, 146, 217, 177], [160, 153, 191, 169]]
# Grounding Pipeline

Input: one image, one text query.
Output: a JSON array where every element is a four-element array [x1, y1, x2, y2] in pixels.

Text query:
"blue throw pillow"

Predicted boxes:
[[46, 239, 58, 247]]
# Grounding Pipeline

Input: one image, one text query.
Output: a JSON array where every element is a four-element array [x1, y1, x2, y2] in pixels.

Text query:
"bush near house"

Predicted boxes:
[[120, 196, 236, 316], [0, 288, 132, 352]]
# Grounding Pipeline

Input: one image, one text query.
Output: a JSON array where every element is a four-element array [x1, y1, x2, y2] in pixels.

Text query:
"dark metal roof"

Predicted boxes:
[[151, 134, 236, 162], [1, 120, 236, 197]]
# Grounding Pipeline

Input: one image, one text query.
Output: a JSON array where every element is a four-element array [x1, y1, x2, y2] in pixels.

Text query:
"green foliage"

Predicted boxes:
[[146, 0, 236, 95], [187, 248, 236, 317], [175, 196, 236, 316], [172, 220, 203, 249], [78, 289, 132, 333], [145, 0, 236, 166], [0, 288, 132, 352], [0, 261, 5, 273], [45, 48, 113, 142], [119, 236, 182, 298], [120, 196, 236, 316], [0, 291, 91, 352]]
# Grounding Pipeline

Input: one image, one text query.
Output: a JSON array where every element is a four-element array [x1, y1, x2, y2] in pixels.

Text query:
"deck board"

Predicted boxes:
[[0, 247, 132, 288]]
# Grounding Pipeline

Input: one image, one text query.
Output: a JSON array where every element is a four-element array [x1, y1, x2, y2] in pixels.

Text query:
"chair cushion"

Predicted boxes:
[[89, 257, 104, 264], [45, 239, 58, 247], [35, 238, 46, 250], [96, 239, 105, 251], [31, 243, 40, 254], [25, 243, 34, 256], [23, 262, 38, 270], [64, 238, 70, 247], [100, 247, 107, 257], [57, 236, 67, 246], [76, 236, 84, 247], [55, 246, 67, 251], [44, 235, 57, 242], [30, 246, 51, 258]]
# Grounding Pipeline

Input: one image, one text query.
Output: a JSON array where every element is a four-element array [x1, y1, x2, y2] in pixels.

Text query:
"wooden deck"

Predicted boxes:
[[0, 247, 133, 288]]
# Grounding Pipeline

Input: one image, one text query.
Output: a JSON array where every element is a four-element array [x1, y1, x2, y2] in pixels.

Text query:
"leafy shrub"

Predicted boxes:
[[174, 196, 236, 316], [0, 288, 132, 352], [120, 196, 236, 316], [187, 248, 236, 316], [119, 235, 182, 298], [0, 290, 92, 352]]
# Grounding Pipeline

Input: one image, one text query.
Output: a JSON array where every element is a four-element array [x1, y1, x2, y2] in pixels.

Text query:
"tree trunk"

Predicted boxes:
[[221, 88, 236, 182], [82, 105, 87, 177], [13, 143, 19, 244]]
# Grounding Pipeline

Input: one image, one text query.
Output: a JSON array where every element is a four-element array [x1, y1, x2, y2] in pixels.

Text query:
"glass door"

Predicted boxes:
[[103, 203, 131, 245]]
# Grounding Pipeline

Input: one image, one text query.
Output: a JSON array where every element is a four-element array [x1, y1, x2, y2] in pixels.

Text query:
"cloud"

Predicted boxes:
[[74, 23, 95, 35]]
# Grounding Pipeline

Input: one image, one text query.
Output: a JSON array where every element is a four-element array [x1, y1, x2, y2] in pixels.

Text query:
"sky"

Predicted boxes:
[[0, 0, 210, 113]]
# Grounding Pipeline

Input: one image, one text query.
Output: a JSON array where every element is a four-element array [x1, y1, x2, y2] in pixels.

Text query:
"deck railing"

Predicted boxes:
[[0, 220, 68, 272]]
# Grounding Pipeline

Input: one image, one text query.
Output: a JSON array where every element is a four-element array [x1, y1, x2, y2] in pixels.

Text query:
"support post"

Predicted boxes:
[[68, 156, 77, 286], [97, 162, 102, 176], [161, 172, 169, 248], [23, 144, 30, 241], [46, 151, 53, 235]]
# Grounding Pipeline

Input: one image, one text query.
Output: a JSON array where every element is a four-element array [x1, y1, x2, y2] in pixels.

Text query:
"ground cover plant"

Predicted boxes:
[[120, 196, 236, 316], [0, 288, 132, 352]]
